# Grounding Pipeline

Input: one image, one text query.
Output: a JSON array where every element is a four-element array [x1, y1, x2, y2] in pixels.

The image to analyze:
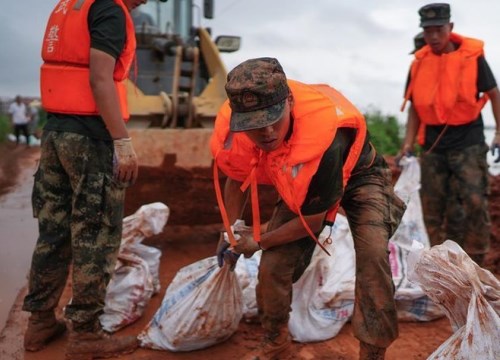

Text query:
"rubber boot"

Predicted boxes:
[[65, 329, 138, 360], [244, 326, 292, 360], [24, 311, 67, 352], [359, 342, 386, 360]]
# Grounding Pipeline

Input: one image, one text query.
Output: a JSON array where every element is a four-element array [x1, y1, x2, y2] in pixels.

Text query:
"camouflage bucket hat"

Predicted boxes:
[[225, 57, 290, 132]]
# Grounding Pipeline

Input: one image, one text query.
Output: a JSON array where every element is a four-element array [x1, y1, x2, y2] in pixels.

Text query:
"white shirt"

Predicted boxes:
[[8, 102, 28, 125]]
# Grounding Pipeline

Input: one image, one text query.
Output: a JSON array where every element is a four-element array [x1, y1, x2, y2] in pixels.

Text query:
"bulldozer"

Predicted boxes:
[[123, 0, 251, 223]]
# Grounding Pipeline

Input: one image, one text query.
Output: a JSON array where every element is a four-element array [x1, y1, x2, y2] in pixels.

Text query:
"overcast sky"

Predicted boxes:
[[1, 0, 499, 125]]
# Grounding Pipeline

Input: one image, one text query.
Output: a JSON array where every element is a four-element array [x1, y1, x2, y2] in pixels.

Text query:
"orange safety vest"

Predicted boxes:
[[40, 0, 135, 119], [211, 80, 367, 253], [402, 33, 489, 129]]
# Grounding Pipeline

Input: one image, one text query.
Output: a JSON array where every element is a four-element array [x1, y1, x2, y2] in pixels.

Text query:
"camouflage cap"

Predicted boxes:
[[418, 3, 451, 27], [225, 57, 290, 132]]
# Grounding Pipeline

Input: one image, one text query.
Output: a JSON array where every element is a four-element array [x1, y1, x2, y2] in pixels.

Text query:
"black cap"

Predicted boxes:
[[418, 3, 451, 27], [410, 32, 426, 54]]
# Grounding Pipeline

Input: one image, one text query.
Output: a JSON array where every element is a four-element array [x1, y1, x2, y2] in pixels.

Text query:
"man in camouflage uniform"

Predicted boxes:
[[407, 31, 466, 246], [213, 57, 406, 360], [20, 0, 163, 358], [401, 3, 500, 265]]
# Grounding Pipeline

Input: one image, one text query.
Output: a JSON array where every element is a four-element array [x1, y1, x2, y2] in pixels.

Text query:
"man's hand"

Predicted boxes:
[[491, 132, 500, 163], [233, 231, 261, 258], [395, 142, 415, 167], [113, 138, 138, 186], [216, 232, 240, 271]]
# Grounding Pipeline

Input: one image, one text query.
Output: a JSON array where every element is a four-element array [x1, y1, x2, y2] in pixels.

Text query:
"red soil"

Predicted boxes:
[[0, 144, 498, 359]]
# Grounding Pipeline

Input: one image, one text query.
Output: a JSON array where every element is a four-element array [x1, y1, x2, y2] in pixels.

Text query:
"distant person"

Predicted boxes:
[[212, 57, 405, 360], [8, 95, 30, 146], [400, 3, 500, 265], [20, 0, 168, 358], [28, 102, 40, 138], [407, 31, 466, 248], [410, 32, 425, 54]]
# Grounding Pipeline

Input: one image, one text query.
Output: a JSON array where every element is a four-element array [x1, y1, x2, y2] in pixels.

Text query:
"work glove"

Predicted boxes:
[[216, 232, 240, 271], [113, 138, 139, 186], [491, 132, 500, 163], [232, 231, 261, 258]]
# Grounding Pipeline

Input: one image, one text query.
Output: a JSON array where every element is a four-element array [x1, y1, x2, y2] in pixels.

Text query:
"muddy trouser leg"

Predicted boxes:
[[14, 124, 21, 144], [420, 152, 450, 247], [23, 131, 124, 332], [256, 200, 316, 335], [21, 124, 30, 145], [341, 155, 405, 348], [23, 131, 73, 313], [448, 144, 490, 256], [444, 176, 466, 247]]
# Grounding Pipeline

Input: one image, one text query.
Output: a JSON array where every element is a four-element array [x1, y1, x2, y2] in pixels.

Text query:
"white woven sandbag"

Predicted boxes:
[[139, 256, 243, 351]]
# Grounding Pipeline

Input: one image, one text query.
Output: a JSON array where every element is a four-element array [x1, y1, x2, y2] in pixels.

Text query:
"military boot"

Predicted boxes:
[[65, 329, 138, 360], [359, 341, 386, 360], [244, 326, 292, 360], [24, 311, 67, 351]]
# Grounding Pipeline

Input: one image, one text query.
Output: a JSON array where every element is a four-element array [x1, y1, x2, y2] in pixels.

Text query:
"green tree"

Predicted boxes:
[[364, 110, 403, 155]]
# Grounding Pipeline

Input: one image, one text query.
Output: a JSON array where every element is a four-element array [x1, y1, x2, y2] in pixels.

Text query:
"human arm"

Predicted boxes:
[[89, 49, 129, 139], [215, 177, 249, 267], [87, 0, 137, 184], [486, 86, 500, 162], [400, 105, 420, 156], [89, 49, 138, 184], [257, 211, 326, 250]]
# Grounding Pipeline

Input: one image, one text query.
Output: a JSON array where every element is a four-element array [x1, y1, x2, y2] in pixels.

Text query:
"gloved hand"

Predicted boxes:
[[232, 231, 261, 258], [113, 138, 139, 186], [216, 232, 240, 271], [491, 132, 500, 163], [395, 142, 415, 167]]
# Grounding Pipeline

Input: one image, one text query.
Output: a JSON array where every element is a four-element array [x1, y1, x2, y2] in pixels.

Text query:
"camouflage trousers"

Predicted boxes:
[[22, 131, 125, 332], [420, 143, 491, 255], [256, 154, 405, 348]]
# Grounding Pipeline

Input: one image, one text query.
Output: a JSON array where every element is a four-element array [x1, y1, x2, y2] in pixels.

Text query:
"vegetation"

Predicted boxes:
[[364, 110, 403, 155], [0, 114, 10, 142]]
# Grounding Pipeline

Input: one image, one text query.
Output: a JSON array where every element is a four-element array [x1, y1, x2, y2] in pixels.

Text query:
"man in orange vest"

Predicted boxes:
[[400, 3, 500, 265], [211, 57, 406, 360], [21, 0, 165, 358]]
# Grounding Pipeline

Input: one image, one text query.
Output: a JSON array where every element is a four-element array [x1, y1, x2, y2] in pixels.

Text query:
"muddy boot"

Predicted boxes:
[[24, 311, 67, 351], [65, 329, 138, 360], [244, 327, 292, 360], [359, 342, 386, 360]]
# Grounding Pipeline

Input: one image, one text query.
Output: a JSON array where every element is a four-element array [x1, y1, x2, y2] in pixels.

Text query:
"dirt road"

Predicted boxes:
[[0, 143, 498, 359]]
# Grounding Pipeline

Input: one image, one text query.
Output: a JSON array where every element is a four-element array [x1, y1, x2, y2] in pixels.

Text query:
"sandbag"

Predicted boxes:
[[234, 251, 261, 322], [407, 240, 500, 359], [288, 215, 355, 342], [139, 256, 243, 351], [100, 202, 168, 332]]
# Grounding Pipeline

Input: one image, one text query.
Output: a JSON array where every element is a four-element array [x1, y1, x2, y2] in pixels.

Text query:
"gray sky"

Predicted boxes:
[[1, 0, 499, 125]]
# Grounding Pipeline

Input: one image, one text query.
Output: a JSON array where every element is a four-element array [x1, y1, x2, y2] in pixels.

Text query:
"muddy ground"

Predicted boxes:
[[0, 143, 498, 359]]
